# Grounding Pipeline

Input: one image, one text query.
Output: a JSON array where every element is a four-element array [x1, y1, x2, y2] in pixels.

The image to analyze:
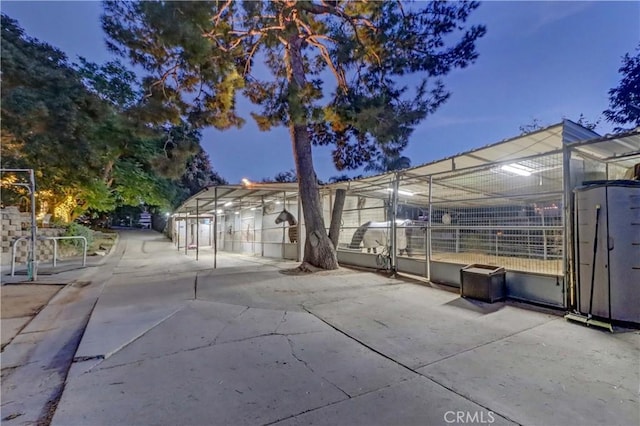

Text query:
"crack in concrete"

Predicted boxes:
[[263, 377, 418, 426], [112, 268, 213, 278], [72, 355, 105, 363], [75, 306, 184, 374], [414, 316, 561, 370], [92, 330, 327, 373], [273, 311, 288, 334], [212, 306, 251, 345], [194, 273, 198, 300], [285, 335, 351, 400], [301, 306, 523, 426]]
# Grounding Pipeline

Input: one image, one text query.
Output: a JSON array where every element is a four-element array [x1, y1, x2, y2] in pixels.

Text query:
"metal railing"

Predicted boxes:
[[11, 236, 87, 277]]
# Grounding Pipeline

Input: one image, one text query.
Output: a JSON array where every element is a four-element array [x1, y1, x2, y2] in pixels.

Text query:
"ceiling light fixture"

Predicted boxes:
[[501, 164, 532, 176], [381, 188, 414, 196]]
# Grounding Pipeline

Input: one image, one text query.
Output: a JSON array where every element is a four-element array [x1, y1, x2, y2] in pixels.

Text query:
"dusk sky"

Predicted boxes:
[[2, 1, 638, 183]]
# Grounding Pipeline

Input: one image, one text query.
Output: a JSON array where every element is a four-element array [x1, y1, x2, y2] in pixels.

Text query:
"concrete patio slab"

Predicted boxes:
[[53, 335, 347, 426], [37, 232, 639, 426], [307, 286, 558, 370], [419, 319, 640, 426], [273, 377, 516, 426], [74, 303, 183, 360]]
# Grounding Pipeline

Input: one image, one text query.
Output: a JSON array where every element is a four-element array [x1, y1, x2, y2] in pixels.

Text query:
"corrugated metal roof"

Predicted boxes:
[[567, 128, 640, 168]]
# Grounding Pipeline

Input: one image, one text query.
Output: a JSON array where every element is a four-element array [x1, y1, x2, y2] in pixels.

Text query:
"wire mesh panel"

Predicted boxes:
[[336, 194, 388, 252], [429, 153, 564, 275]]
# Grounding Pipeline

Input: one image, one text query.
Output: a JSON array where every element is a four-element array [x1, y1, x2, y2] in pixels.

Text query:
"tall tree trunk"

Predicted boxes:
[[286, 35, 338, 270], [328, 188, 346, 248], [103, 160, 115, 187]]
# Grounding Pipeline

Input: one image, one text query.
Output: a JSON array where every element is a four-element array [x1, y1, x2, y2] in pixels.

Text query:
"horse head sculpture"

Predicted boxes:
[[275, 209, 298, 243]]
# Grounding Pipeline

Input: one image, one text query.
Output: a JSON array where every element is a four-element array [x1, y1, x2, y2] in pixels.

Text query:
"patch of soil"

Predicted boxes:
[[0, 285, 64, 319]]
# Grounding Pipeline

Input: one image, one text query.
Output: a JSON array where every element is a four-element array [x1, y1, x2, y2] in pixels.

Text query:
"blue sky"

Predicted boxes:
[[2, 1, 638, 183]]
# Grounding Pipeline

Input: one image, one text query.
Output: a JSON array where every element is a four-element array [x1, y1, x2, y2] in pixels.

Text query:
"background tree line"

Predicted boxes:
[[1, 14, 226, 223]]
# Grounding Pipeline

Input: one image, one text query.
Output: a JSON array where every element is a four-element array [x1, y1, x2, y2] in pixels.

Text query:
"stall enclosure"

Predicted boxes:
[[328, 121, 609, 308], [172, 183, 303, 265], [172, 121, 639, 311]]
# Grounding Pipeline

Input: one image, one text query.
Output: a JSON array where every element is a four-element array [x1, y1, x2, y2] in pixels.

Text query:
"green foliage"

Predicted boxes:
[[574, 113, 600, 132], [1, 14, 227, 217], [364, 154, 412, 174], [518, 118, 545, 135], [1, 14, 108, 196], [604, 44, 640, 132], [62, 222, 94, 249], [263, 170, 297, 183], [79, 179, 117, 213], [75, 57, 140, 109], [179, 147, 228, 198]]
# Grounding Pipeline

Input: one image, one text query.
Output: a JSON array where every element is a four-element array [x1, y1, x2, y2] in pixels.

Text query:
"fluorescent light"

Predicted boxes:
[[224, 202, 233, 207], [234, 211, 240, 215], [501, 164, 532, 176], [250, 207, 256, 211], [216, 209, 222, 214], [275, 201, 281, 204], [381, 188, 414, 196]]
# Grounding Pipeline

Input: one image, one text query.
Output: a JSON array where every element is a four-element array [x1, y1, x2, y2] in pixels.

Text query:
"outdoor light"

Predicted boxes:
[[165, 212, 170, 217], [242, 178, 252, 186], [224, 202, 233, 207], [501, 163, 532, 176]]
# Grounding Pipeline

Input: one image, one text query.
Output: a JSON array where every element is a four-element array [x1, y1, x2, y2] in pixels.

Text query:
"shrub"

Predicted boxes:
[[61, 222, 94, 249]]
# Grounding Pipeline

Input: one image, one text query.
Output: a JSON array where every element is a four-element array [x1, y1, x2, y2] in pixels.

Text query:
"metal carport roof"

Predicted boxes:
[[175, 121, 640, 214], [324, 121, 599, 207], [174, 182, 300, 216], [566, 127, 640, 169]]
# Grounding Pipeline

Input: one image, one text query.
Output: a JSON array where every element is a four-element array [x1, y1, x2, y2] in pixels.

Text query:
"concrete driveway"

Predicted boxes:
[[47, 231, 638, 426]]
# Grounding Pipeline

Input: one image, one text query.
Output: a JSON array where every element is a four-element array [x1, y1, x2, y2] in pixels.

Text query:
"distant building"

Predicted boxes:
[[139, 212, 152, 229]]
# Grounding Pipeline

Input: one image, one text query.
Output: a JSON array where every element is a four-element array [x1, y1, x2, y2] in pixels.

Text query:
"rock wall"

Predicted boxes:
[[1, 206, 65, 264]]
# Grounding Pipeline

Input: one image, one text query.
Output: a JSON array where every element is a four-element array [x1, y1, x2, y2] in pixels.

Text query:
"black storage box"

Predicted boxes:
[[460, 264, 506, 303]]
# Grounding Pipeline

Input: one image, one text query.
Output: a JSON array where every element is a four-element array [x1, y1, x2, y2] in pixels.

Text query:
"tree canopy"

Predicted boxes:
[[604, 44, 640, 132], [102, 0, 486, 269], [1, 14, 225, 221]]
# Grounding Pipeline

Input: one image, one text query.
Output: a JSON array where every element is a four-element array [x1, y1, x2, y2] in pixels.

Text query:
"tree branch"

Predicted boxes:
[[306, 35, 347, 89], [212, 0, 233, 27]]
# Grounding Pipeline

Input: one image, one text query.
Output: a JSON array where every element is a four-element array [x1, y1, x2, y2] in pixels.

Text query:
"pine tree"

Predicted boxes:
[[102, 1, 486, 269]]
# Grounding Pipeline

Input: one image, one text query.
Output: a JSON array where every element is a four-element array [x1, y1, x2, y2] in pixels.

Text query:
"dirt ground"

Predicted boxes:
[[1, 284, 64, 348]]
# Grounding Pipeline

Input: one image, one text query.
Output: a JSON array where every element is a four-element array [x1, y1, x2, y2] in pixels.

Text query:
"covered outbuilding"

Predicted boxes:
[[172, 120, 640, 312], [171, 182, 304, 267]]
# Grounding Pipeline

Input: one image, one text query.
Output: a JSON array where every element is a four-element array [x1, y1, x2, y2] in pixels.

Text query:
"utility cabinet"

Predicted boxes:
[[460, 264, 506, 303], [574, 180, 640, 324]]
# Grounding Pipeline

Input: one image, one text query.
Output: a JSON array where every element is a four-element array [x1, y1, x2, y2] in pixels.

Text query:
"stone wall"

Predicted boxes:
[[1, 206, 65, 264]]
